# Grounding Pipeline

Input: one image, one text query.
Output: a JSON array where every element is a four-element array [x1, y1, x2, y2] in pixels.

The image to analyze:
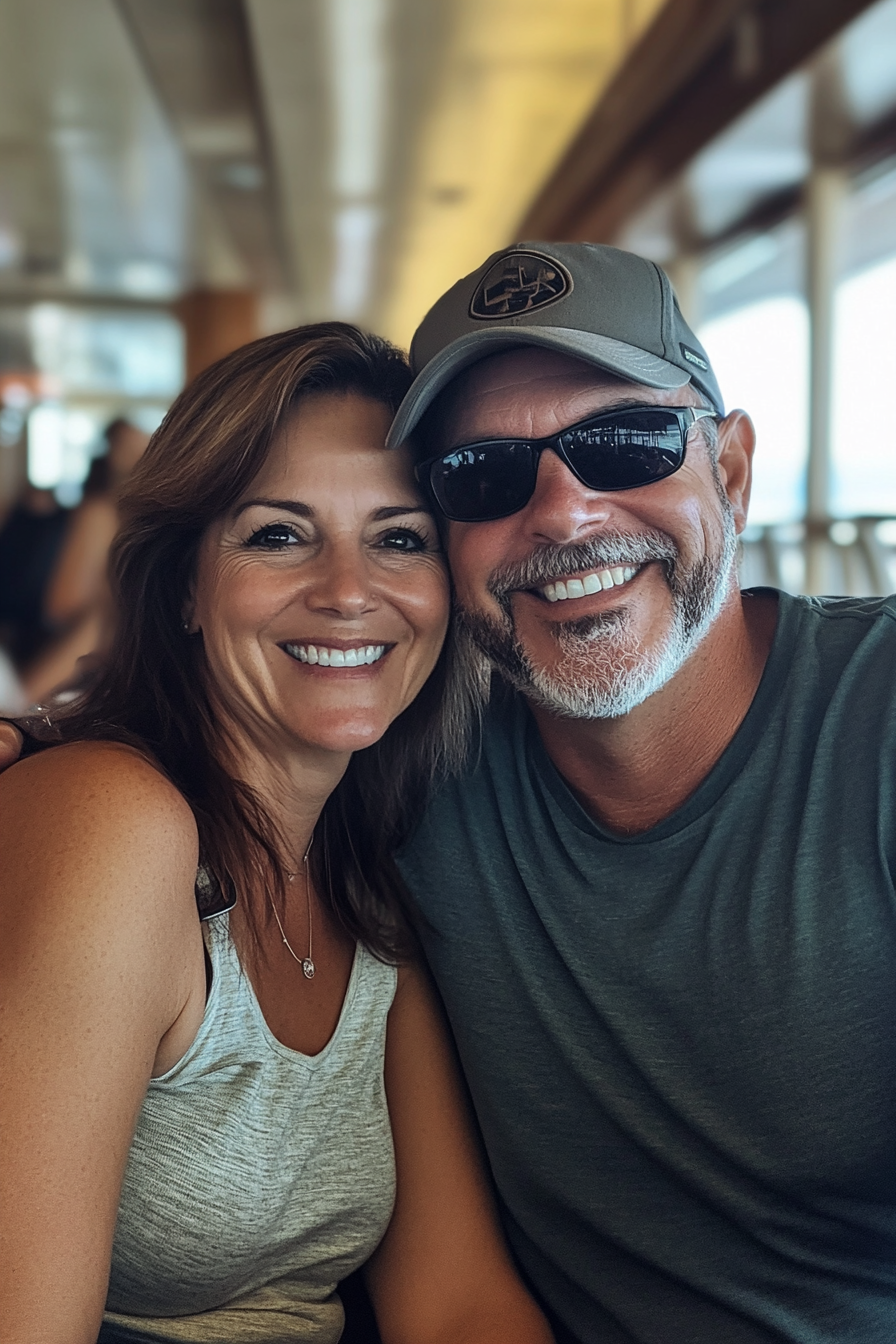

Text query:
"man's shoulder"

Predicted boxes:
[[790, 590, 896, 625], [752, 588, 896, 677]]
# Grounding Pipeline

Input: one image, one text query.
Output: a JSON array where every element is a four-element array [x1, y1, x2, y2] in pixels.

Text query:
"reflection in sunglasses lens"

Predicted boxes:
[[433, 442, 536, 520]]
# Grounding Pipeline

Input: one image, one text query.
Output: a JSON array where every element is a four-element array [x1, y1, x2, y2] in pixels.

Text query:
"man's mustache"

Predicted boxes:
[[487, 530, 679, 606]]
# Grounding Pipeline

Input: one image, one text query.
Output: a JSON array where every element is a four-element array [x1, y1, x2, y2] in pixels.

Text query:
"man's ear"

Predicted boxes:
[[714, 410, 755, 534]]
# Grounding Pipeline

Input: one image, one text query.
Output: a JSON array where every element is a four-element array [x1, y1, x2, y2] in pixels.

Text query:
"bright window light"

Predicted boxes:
[[699, 297, 809, 525], [830, 254, 896, 516], [27, 404, 67, 488]]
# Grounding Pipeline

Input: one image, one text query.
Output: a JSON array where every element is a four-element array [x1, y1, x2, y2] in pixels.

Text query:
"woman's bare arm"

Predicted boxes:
[[367, 962, 554, 1344], [0, 742, 203, 1344]]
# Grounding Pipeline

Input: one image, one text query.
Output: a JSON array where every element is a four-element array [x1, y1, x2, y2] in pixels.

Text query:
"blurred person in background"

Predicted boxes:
[[21, 417, 149, 704], [0, 322, 553, 1344], [0, 480, 71, 707]]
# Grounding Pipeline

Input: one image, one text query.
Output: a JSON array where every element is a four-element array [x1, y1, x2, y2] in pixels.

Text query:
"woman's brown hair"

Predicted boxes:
[[26, 322, 480, 959]]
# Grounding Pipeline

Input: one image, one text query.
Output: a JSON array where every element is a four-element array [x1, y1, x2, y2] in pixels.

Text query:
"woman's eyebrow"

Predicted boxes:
[[233, 498, 314, 519], [232, 501, 430, 522], [371, 505, 432, 521]]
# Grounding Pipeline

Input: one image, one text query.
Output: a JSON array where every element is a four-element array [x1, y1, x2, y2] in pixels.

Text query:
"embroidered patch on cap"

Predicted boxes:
[[680, 343, 709, 371], [470, 251, 572, 319]]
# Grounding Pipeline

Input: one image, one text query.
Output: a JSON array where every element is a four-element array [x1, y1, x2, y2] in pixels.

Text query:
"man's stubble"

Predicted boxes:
[[455, 501, 739, 721]]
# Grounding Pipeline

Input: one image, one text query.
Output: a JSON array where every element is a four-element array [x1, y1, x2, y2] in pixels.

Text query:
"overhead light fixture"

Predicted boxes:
[[332, 205, 381, 317], [325, 0, 388, 198], [326, 0, 387, 316]]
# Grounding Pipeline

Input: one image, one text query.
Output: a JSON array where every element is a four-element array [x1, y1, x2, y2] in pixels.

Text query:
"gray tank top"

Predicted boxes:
[[100, 914, 397, 1343]]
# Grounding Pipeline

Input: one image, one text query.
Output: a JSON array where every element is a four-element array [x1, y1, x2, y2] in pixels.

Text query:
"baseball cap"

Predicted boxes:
[[386, 241, 724, 448]]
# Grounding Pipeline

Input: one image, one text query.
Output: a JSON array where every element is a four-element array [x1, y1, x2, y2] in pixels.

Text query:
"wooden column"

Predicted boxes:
[[173, 290, 259, 383]]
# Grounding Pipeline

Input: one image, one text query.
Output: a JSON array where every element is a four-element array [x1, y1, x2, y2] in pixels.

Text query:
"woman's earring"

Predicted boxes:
[[181, 619, 191, 633]]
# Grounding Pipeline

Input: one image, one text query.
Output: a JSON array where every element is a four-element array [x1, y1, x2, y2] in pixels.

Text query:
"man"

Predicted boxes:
[[388, 243, 896, 1343], [3, 243, 896, 1344]]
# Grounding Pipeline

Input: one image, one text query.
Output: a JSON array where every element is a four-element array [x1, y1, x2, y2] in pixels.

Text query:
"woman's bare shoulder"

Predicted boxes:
[[0, 740, 199, 928], [1, 738, 192, 818]]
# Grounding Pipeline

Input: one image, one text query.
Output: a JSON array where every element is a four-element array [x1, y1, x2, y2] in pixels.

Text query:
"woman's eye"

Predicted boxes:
[[378, 528, 430, 552], [245, 523, 302, 549]]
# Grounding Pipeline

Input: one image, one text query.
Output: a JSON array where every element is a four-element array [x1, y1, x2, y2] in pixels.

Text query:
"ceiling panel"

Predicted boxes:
[[118, 0, 287, 291], [0, 0, 671, 350], [380, 0, 666, 344], [248, 0, 668, 344], [0, 0, 196, 299]]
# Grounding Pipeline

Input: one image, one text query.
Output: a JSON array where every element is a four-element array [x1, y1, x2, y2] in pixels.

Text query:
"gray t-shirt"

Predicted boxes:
[[398, 591, 896, 1344]]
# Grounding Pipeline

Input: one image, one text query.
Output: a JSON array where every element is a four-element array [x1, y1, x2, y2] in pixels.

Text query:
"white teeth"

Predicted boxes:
[[541, 565, 638, 602], [284, 643, 387, 666]]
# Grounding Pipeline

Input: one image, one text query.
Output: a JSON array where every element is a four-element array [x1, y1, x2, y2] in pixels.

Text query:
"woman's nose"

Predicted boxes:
[[304, 546, 378, 618]]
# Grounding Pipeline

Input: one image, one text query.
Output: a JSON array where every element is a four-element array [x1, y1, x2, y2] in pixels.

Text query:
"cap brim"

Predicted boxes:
[[386, 326, 691, 448]]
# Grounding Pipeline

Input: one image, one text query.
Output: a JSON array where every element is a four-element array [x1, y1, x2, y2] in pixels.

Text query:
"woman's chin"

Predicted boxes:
[[285, 715, 395, 758]]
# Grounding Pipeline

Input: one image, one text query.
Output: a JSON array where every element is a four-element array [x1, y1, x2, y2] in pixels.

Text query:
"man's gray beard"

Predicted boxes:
[[456, 512, 739, 720]]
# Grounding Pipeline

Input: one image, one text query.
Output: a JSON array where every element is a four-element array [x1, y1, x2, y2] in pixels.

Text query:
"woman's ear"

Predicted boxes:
[[714, 409, 755, 534]]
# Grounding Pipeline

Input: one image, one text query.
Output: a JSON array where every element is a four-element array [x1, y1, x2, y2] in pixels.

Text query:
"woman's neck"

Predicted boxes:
[[213, 712, 351, 870]]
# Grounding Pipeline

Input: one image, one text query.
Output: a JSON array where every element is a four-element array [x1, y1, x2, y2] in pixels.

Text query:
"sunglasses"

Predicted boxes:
[[416, 404, 718, 523]]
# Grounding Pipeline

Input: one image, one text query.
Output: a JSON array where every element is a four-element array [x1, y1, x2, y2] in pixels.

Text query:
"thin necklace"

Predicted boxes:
[[271, 837, 315, 980]]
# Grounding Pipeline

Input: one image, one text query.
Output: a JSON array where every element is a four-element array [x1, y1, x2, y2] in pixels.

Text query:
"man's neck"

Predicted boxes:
[[529, 589, 780, 836]]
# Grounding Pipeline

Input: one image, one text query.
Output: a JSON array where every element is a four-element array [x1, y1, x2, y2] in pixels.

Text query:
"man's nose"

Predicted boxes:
[[520, 447, 613, 543]]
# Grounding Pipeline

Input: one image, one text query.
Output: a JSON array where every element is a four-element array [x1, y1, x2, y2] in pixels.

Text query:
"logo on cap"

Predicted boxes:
[[680, 343, 709, 372], [470, 250, 572, 320]]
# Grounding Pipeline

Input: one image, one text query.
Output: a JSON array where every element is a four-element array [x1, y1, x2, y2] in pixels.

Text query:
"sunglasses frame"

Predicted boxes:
[[416, 404, 718, 523]]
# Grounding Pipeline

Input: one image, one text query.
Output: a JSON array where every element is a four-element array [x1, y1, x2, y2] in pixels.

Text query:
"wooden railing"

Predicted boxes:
[[739, 517, 896, 595]]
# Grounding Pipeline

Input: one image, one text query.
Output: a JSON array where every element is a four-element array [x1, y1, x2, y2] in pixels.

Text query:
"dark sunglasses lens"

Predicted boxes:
[[561, 409, 686, 489], [428, 442, 537, 521]]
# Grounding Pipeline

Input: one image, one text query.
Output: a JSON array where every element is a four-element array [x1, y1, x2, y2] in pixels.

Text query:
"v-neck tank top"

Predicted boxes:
[[99, 914, 398, 1343]]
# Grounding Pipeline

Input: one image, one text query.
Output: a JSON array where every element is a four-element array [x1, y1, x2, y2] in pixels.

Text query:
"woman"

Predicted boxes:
[[0, 323, 552, 1344]]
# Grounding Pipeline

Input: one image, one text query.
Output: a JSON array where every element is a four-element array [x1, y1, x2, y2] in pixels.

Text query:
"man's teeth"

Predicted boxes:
[[284, 643, 386, 667], [542, 565, 638, 603]]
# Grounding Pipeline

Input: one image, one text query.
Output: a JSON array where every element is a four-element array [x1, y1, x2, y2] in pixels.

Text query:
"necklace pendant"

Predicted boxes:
[[301, 957, 316, 980]]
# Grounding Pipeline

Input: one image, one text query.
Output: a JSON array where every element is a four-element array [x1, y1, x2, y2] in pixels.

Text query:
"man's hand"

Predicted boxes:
[[0, 723, 23, 771]]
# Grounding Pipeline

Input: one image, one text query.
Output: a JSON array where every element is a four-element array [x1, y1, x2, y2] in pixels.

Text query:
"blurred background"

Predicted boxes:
[[0, 0, 894, 708]]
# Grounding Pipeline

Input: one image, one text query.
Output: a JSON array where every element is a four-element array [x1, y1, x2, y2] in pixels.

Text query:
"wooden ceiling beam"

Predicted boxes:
[[518, 0, 881, 243]]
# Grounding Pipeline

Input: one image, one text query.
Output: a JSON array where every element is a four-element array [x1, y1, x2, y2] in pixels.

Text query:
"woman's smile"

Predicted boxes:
[[282, 639, 389, 668]]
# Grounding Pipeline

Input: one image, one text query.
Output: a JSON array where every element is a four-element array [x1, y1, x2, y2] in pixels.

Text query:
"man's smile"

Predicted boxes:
[[539, 564, 640, 603]]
